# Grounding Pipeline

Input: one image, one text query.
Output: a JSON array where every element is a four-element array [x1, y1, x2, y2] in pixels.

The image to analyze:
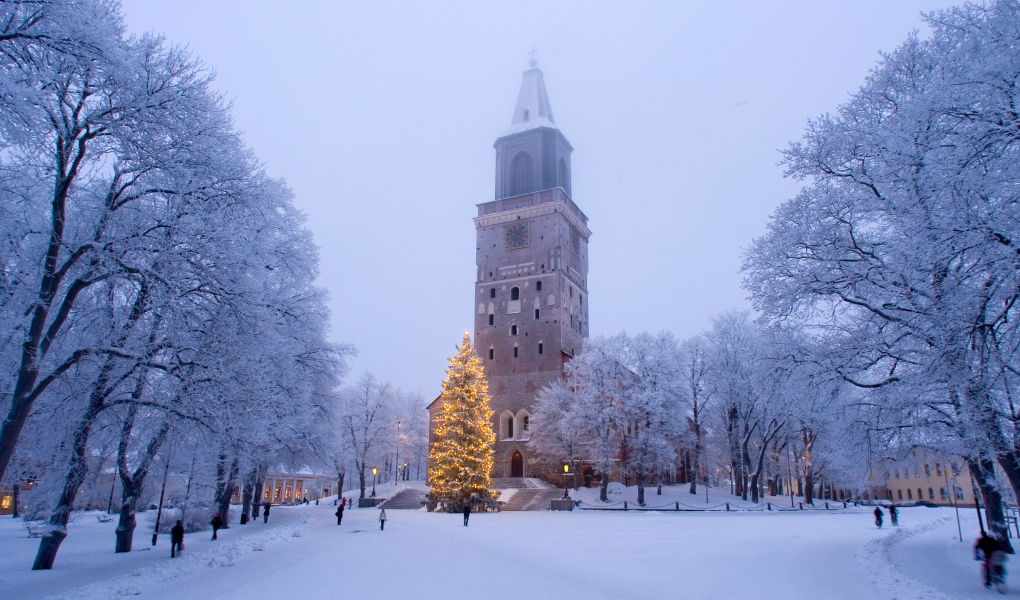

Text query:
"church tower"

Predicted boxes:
[[473, 60, 591, 478]]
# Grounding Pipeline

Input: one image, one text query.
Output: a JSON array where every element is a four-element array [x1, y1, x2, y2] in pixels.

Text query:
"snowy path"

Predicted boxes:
[[0, 502, 1004, 599]]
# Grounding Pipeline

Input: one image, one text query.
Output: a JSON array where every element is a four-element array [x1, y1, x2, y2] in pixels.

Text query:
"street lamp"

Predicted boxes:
[[563, 464, 570, 499], [403, 462, 409, 481], [372, 467, 378, 498], [395, 421, 401, 483]]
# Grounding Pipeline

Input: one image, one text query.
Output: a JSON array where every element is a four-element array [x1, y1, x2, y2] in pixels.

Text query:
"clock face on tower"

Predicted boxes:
[[504, 221, 530, 250]]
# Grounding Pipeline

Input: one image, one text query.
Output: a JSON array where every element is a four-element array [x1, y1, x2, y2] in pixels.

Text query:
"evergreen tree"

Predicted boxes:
[[426, 333, 498, 512]]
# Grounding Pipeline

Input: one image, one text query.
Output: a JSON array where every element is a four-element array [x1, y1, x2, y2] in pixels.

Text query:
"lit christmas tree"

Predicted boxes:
[[426, 332, 499, 512]]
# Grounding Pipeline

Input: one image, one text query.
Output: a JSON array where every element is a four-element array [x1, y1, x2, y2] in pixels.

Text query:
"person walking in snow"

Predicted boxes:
[[170, 520, 184, 558], [379, 508, 388, 531], [975, 532, 1008, 590], [463, 501, 471, 527], [211, 513, 223, 540], [888, 504, 898, 526], [873, 506, 883, 528], [335, 503, 344, 526], [263, 502, 271, 524]]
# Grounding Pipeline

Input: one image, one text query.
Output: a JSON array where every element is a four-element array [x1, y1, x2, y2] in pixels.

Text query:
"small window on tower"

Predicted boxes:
[[489, 348, 494, 360], [535, 309, 540, 319], [510, 325, 518, 336], [511, 287, 520, 301], [490, 288, 496, 298], [523, 108, 529, 122], [513, 346, 518, 358], [570, 287, 573, 297], [536, 281, 542, 291], [538, 343, 543, 355], [488, 314, 494, 326]]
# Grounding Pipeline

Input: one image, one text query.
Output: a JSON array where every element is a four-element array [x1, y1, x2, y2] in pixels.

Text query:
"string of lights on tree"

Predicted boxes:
[[426, 332, 498, 511]]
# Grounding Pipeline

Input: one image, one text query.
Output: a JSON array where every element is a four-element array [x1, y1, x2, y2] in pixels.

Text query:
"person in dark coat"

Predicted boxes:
[[379, 508, 387, 530], [263, 503, 271, 523], [976, 532, 1004, 588], [170, 520, 185, 558], [335, 503, 344, 525], [211, 514, 223, 540], [874, 506, 883, 528], [463, 502, 471, 527], [888, 504, 898, 526]]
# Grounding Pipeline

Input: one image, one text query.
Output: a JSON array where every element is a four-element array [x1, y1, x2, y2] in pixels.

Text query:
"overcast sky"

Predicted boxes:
[[119, 0, 954, 398]]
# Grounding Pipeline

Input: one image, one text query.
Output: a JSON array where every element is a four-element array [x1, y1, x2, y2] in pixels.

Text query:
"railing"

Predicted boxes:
[[576, 499, 854, 512], [478, 187, 587, 225]]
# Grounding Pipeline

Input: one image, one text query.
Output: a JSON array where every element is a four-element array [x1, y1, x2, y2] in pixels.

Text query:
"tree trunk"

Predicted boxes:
[[337, 471, 345, 499], [215, 456, 239, 528], [689, 427, 702, 495], [358, 465, 366, 499], [636, 471, 645, 506], [12, 483, 19, 518], [600, 471, 609, 502], [726, 405, 742, 497], [240, 469, 256, 524], [114, 386, 168, 553], [970, 457, 1012, 550], [33, 388, 107, 570]]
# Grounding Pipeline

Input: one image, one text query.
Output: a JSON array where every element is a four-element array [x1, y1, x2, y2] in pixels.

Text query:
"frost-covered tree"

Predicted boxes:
[[339, 373, 396, 499], [743, 0, 1020, 538]]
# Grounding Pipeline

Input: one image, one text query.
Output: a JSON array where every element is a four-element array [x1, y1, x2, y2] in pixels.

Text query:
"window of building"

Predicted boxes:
[[907, 489, 912, 500], [558, 157, 570, 195], [940, 487, 947, 500], [955, 487, 964, 500], [924, 464, 930, 477], [508, 416, 514, 438], [523, 108, 529, 122], [895, 470, 900, 479], [569, 287, 573, 297], [917, 488, 923, 500], [535, 309, 540, 319], [538, 343, 543, 355], [523, 416, 529, 431], [510, 152, 533, 196], [898, 489, 903, 500], [928, 487, 934, 500], [510, 325, 518, 336], [536, 281, 542, 291], [511, 286, 520, 301], [490, 288, 496, 298], [488, 314, 494, 326], [936, 463, 942, 476], [488, 348, 493, 359], [513, 345, 518, 358]]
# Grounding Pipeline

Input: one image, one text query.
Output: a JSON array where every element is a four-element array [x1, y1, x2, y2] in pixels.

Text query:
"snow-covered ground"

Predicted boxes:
[[0, 484, 1008, 600]]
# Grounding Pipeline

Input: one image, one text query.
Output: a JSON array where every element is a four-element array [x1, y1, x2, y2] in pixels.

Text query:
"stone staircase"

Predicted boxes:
[[379, 488, 427, 510], [501, 488, 566, 511], [490, 477, 556, 490]]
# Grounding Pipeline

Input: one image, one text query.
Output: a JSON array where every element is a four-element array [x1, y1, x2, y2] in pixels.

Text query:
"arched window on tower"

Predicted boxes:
[[511, 286, 520, 301], [558, 157, 570, 196], [488, 314, 494, 326], [510, 324, 518, 336], [510, 152, 532, 196]]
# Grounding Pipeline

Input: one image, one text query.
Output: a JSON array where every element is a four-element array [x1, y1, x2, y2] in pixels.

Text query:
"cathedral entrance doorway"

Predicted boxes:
[[510, 451, 524, 477]]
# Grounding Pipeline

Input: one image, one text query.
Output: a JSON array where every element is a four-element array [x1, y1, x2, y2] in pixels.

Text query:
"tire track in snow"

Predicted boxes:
[[857, 516, 954, 600], [44, 518, 310, 600]]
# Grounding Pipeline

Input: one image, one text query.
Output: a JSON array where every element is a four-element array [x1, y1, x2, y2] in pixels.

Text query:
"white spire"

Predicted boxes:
[[510, 63, 554, 126]]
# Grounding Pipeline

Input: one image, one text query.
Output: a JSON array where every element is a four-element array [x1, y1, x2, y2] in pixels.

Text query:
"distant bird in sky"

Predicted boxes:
[[734, 100, 749, 106]]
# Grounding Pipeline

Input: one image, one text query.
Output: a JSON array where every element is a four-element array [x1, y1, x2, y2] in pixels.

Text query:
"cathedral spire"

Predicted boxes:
[[510, 62, 555, 127]]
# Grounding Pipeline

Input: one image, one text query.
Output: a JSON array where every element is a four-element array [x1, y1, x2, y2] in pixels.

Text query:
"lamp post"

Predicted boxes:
[[372, 467, 377, 498], [403, 462, 409, 481], [563, 464, 570, 499], [395, 421, 401, 483]]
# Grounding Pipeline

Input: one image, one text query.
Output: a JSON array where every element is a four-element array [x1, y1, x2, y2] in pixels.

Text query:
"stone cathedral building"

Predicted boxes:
[[429, 60, 591, 480]]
